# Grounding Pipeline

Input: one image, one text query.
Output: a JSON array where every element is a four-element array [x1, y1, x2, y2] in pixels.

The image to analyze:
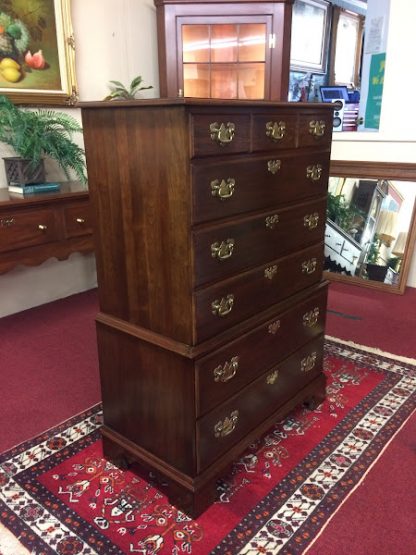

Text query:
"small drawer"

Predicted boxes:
[[298, 113, 333, 148], [197, 335, 325, 471], [64, 201, 93, 238], [192, 151, 330, 224], [194, 242, 324, 342], [193, 197, 326, 287], [196, 285, 328, 415], [252, 113, 297, 151], [191, 114, 250, 158], [0, 208, 59, 253]]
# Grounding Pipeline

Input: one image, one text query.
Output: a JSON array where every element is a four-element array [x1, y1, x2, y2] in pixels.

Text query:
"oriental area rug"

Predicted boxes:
[[1, 338, 415, 555]]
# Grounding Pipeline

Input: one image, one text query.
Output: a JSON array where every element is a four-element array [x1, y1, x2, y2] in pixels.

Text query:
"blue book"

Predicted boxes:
[[8, 182, 61, 195]]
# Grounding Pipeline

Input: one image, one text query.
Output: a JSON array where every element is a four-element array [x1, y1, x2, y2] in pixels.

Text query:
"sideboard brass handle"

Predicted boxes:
[[302, 258, 317, 275], [306, 164, 323, 181], [0, 217, 15, 227], [211, 294, 234, 317], [266, 369, 279, 385], [264, 265, 278, 280], [211, 178, 235, 200], [265, 214, 279, 229], [268, 320, 281, 334], [75, 217, 85, 224], [309, 120, 326, 137], [301, 352, 317, 373], [211, 239, 235, 261], [267, 159, 282, 175], [214, 410, 239, 438], [210, 122, 235, 145], [213, 356, 239, 383], [303, 307, 319, 328], [304, 212, 319, 230], [266, 121, 286, 141], [38, 224, 48, 231]]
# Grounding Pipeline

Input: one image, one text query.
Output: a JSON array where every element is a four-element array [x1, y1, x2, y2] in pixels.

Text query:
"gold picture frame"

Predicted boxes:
[[0, 0, 77, 106]]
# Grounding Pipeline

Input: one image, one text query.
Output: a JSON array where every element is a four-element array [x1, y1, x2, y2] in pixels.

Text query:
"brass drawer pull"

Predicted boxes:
[[213, 356, 239, 383], [304, 212, 319, 230], [309, 120, 326, 137], [38, 224, 48, 231], [214, 410, 239, 438], [303, 307, 319, 328], [211, 239, 235, 261], [264, 265, 278, 280], [301, 352, 317, 373], [265, 214, 279, 229], [267, 159, 282, 175], [266, 369, 279, 385], [306, 164, 323, 181], [302, 258, 317, 275], [0, 217, 15, 227], [268, 320, 281, 334], [266, 121, 286, 141], [210, 122, 235, 145], [211, 178, 235, 200], [76, 217, 85, 224], [211, 294, 234, 317]]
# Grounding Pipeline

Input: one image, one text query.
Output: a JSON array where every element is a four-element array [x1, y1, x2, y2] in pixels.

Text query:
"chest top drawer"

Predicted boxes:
[[191, 114, 250, 157], [192, 151, 330, 223], [0, 207, 59, 253]]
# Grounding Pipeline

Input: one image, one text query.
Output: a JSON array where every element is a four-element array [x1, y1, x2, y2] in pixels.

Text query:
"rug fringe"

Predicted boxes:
[[325, 335, 416, 365]]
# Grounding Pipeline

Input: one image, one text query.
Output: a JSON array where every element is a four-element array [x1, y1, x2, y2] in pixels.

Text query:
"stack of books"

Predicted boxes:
[[8, 182, 61, 195]]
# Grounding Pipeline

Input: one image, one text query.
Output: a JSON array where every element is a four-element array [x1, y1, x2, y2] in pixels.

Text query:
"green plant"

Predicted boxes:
[[104, 75, 153, 101], [367, 233, 381, 264], [0, 94, 86, 184], [327, 192, 365, 235]]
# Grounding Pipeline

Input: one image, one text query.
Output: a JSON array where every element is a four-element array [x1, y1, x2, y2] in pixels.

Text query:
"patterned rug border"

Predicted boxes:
[[325, 335, 416, 365], [1, 338, 415, 555]]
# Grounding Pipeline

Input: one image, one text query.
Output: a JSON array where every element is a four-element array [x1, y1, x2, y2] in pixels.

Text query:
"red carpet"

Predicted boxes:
[[0, 290, 100, 454], [326, 282, 416, 359], [1, 339, 415, 554]]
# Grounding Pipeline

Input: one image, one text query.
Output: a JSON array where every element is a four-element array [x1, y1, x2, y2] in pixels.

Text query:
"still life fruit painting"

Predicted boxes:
[[0, 0, 62, 90]]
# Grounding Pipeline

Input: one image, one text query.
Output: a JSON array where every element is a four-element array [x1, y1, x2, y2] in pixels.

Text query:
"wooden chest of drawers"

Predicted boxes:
[[0, 183, 93, 274], [81, 98, 333, 516]]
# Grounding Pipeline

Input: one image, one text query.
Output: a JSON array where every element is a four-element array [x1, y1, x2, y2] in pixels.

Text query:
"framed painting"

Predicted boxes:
[[0, 0, 77, 105]]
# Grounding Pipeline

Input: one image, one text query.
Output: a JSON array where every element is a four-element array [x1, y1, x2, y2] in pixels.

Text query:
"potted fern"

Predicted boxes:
[[0, 94, 86, 185]]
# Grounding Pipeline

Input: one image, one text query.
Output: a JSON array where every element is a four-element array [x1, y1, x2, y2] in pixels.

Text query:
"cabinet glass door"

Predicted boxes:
[[182, 22, 267, 99]]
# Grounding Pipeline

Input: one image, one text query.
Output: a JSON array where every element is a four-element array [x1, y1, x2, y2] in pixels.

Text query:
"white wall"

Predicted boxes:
[[1, 0, 415, 317], [0, 0, 160, 317]]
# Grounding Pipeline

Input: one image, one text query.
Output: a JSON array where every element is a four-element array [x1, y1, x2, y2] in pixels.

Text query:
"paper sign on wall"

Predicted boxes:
[[365, 52, 386, 130]]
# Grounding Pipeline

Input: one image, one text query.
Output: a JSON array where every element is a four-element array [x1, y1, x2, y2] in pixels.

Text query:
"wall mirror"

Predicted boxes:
[[324, 161, 416, 294]]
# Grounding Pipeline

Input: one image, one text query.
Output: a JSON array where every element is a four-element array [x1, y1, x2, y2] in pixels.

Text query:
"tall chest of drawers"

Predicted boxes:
[[81, 99, 333, 517]]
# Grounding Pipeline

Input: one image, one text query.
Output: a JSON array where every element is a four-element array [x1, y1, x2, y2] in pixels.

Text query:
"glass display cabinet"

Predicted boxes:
[[154, 0, 294, 100]]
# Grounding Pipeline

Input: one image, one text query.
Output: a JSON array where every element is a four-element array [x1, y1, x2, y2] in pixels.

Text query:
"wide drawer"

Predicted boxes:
[[192, 151, 330, 223], [196, 284, 327, 416], [197, 335, 325, 471], [0, 207, 59, 253], [63, 201, 93, 238], [193, 196, 326, 286], [194, 242, 324, 342], [191, 114, 250, 158]]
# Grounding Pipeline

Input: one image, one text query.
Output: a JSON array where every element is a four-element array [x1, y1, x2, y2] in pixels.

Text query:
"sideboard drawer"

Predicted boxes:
[[0, 208, 59, 253], [197, 335, 325, 471], [193, 197, 326, 286], [64, 201, 93, 238], [192, 151, 330, 223], [196, 285, 328, 415], [191, 114, 250, 157], [194, 243, 324, 342]]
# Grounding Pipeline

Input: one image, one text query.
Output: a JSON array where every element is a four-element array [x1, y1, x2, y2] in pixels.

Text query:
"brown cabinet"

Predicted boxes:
[[0, 183, 94, 274], [81, 98, 333, 517], [155, 0, 293, 101]]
